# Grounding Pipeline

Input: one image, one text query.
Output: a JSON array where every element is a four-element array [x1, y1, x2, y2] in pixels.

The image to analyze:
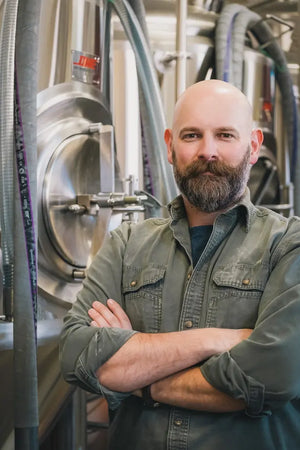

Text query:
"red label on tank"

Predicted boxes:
[[74, 55, 97, 70]]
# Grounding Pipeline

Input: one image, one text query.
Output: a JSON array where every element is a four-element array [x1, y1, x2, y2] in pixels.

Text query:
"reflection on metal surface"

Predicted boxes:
[[42, 126, 114, 269], [242, 48, 275, 131], [37, 82, 122, 303], [38, 0, 105, 91], [0, 319, 72, 448]]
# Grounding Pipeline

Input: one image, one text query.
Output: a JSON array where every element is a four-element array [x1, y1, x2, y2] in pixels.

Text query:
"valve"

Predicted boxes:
[[67, 192, 151, 215]]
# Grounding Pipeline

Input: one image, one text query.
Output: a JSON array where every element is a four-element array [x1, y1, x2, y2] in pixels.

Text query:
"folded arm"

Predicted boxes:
[[89, 299, 251, 402], [200, 239, 300, 417], [144, 367, 245, 412]]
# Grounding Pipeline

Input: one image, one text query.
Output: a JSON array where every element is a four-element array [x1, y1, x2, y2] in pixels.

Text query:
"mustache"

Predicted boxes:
[[181, 159, 235, 178]]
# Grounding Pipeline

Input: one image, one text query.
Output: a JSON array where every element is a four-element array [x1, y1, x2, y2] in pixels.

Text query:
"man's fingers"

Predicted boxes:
[[106, 299, 132, 329], [88, 310, 110, 328], [91, 300, 121, 327], [88, 304, 116, 328], [88, 299, 133, 330]]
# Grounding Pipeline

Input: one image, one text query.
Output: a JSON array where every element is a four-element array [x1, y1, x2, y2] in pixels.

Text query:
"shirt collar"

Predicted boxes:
[[168, 187, 255, 232]]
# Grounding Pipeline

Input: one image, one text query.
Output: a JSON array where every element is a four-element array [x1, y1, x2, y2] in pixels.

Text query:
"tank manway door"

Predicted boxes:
[[37, 82, 120, 305]]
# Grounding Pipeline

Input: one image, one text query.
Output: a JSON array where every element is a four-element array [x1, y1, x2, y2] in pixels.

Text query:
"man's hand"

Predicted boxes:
[[88, 299, 132, 330]]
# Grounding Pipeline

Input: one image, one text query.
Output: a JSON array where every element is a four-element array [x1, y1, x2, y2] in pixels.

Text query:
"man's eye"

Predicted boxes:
[[219, 133, 234, 139], [182, 133, 200, 140]]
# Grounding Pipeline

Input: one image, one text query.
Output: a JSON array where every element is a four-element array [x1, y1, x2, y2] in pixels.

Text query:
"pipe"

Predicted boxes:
[[215, 3, 298, 187], [13, 0, 40, 447], [195, 46, 215, 82], [250, 17, 298, 182], [294, 104, 300, 216], [108, 0, 177, 204], [233, 9, 298, 183], [100, 0, 112, 104], [0, 0, 18, 321], [126, 0, 157, 209], [127, 0, 150, 44], [175, 0, 187, 100]]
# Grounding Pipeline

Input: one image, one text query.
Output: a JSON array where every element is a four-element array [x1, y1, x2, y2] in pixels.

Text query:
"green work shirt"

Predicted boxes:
[[60, 189, 300, 450]]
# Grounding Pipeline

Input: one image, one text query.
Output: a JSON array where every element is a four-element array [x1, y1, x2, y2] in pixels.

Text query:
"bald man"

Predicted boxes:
[[60, 80, 300, 450]]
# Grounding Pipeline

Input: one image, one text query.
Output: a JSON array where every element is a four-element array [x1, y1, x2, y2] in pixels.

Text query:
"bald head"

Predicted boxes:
[[164, 80, 263, 220], [165, 79, 264, 198], [173, 80, 253, 136]]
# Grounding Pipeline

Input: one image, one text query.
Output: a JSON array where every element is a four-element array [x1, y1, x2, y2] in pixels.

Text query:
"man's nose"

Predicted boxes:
[[197, 134, 218, 160]]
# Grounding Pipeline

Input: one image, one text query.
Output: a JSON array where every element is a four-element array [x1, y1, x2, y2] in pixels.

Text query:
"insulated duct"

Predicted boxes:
[[0, 0, 18, 322], [215, 3, 246, 84], [0, 0, 39, 447], [0, 0, 41, 447], [14, 0, 40, 445]]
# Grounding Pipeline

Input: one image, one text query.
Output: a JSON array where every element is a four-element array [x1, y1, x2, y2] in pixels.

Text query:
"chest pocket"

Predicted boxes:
[[208, 263, 269, 328], [122, 264, 166, 332]]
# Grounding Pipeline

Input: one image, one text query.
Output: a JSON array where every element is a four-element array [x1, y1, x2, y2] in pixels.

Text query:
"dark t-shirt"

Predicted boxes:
[[189, 225, 213, 266]]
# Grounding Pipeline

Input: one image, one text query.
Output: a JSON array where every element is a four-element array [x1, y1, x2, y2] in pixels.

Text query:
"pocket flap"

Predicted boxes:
[[213, 263, 268, 291], [123, 265, 166, 293]]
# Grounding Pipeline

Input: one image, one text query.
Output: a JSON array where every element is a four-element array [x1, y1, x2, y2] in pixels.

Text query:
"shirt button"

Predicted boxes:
[[187, 273, 191, 280], [184, 320, 193, 329], [174, 419, 182, 426], [242, 279, 250, 285], [130, 280, 137, 287]]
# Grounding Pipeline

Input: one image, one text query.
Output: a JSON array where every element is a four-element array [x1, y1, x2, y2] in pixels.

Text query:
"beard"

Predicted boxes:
[[172, 147, 251, 213]]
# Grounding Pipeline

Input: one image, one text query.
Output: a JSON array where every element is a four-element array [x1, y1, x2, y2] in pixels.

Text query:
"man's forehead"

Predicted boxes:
[[174, 85, 253, 125], [174, 102, 252, 135]]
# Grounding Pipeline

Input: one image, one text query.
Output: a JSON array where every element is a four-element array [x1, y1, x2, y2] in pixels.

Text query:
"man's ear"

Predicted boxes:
[[164, 128, 173, 164], [250, 128, 264, 165]]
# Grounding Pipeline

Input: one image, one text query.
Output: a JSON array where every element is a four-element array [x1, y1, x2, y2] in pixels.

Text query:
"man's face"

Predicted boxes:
[[172, 145, 251, 213], [166, 86, 261, 213]]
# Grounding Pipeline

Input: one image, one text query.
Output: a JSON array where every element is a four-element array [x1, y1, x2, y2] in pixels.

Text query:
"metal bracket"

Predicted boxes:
[[254, 14, 294, 50], [154, 50, 192, 74]]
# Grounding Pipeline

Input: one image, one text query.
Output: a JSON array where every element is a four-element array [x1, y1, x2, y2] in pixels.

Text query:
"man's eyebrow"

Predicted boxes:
[[215, 127, 240, 136], [179, 126, 202, 134]]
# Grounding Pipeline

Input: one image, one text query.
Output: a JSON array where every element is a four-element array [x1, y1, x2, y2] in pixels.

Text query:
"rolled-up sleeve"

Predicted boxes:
[[201, 221, 300, 417], [60, 222, 137, 410]]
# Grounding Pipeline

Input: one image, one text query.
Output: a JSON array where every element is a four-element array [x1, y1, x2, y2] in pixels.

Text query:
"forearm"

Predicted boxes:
[[97, 327, 250, 392], [150, 366, 245, 412]]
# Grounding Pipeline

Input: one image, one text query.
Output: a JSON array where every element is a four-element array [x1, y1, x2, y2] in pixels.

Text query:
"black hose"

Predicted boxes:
[[250, 19, 298, 181], [195, 46, 215, 82], [14, 0, 41, 447]]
